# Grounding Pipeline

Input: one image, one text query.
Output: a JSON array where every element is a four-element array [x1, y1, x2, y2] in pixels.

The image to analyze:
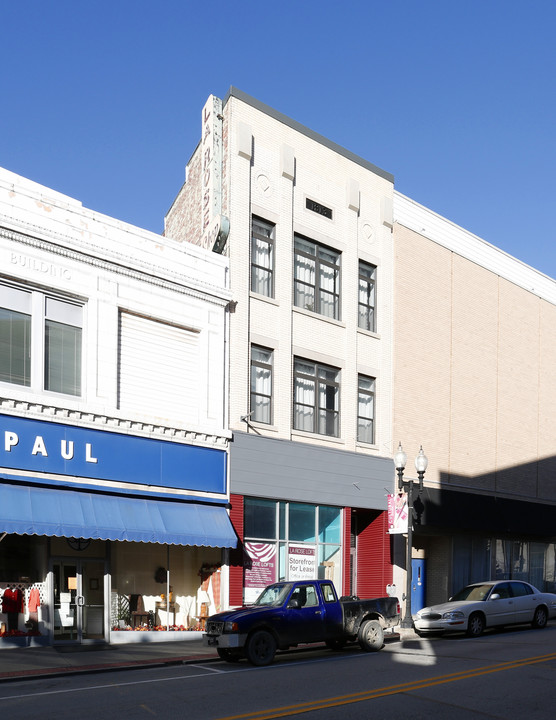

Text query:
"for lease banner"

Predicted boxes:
[[288, 544, 317, 580]]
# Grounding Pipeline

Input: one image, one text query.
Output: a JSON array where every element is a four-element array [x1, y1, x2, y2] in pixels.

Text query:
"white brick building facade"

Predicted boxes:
[[166, 89, 398, 604], [0, 167, 235, 646]]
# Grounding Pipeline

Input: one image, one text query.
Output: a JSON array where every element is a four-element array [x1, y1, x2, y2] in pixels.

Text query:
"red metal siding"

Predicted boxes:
[[342, 507, 351, 596], [355, 510, 392, 598], [228, 493, 245, 607]]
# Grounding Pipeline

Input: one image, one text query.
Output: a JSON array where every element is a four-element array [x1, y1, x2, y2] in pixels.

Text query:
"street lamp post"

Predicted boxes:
[[395, 442, 428, 629]]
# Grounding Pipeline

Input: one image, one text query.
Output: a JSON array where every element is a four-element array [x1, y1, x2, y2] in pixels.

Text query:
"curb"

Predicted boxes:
[[0, 634, 405, 683], [0, 653, 220, 683]]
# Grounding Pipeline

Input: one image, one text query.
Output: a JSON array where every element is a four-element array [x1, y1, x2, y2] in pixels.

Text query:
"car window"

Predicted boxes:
[[493, 582, 512, 599], [290, 584, 319, 607], [305, 585, 318, 607], [451, 584, 491, 601], [509, 582, 533, 597], [322, 583, 337, 603]]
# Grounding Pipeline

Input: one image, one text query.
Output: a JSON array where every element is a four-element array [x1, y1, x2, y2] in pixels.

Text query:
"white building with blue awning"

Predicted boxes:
[[0, 167, 236, 647]]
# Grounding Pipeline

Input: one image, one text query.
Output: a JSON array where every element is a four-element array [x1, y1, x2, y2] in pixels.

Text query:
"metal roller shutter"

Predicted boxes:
[[118, 311, 199, 423]]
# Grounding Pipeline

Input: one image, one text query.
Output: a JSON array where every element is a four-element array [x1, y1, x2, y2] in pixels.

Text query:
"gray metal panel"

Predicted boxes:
[[230, 432, 393, 510]]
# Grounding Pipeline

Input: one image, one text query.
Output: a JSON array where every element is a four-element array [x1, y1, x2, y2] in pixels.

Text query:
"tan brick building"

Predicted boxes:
[[394, 193, 556, 605]]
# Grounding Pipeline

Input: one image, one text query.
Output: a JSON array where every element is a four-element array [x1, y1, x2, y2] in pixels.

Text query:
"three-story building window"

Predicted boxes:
[[358, 261, 376, 332], [293, 358, 339, 437], [250, 345, 273, 424], [251, 217, 275, 297], [294, 235, 340, 320], [357, 375, 375, 444], [0, 284, 82, 396]]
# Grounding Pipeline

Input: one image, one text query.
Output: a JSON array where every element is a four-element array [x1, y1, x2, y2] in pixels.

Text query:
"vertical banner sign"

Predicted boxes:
[[200, 95, 223, 250], [288, 544, 317, 580], [244, 542, 277, 604], [387, 493, 408, 534]]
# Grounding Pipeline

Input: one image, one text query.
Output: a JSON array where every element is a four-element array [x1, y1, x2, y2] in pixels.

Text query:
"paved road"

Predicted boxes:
[[1, 624, 555, 719]]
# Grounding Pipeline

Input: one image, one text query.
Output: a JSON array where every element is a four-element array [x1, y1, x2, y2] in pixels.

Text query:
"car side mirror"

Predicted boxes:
[[288, 599, 301, 609], [490, 593, 501, 601]]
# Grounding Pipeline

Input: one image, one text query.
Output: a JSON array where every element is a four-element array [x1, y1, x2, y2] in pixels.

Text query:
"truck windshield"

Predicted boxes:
[[254, 583, 293, 606]]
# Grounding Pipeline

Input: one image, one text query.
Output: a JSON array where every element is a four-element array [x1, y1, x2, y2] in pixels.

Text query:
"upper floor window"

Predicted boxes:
[[250, 345, 273, 424], [358, 261, 376, 332], [251, 217, 275, 297], [357, 375, 375, 444], [0, 284, 82, 396], [294, 235, 340, 320], [293, 358, 339, 437]]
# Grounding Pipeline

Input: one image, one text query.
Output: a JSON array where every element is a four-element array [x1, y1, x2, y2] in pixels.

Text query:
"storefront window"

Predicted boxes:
[[243, 498, 342, 601], [319, 506, 341, 544], [452, 536, 491, 592], [110, 543, 222, 632], [279, 502, 286, 540], [453, 536, 556, 594], [244, 498, 277, 539], [289, 503, 316, 542]]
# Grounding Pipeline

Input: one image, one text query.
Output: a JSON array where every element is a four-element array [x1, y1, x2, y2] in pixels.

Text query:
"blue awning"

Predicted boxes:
[[0, 483, 237, 548]]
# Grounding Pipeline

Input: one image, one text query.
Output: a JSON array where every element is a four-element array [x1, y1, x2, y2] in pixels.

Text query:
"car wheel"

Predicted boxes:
[[245, 630, 277, 666], [358, 620, 384, 652], [325, 639, 345, 651], [217, 648, 242, 662], [532, 606, 548, 629], [466, 612, 485, 638]]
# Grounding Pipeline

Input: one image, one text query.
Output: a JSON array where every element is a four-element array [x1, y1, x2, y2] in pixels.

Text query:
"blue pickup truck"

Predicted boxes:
[[203, 579, 400, 665]]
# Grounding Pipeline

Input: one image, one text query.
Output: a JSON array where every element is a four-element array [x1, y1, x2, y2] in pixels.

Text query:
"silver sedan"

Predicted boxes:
[[413, 580, 556, 637]]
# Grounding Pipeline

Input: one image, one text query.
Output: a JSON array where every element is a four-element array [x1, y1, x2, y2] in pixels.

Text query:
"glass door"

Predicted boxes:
[[52, 558, 105, 644], [81, 559, 105, 641]]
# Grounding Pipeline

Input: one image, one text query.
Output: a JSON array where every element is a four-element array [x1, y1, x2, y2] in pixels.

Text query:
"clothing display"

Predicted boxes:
[[28, 587, 41, 613], [2, 588, 23, 632], [2, 587, 23, 614]]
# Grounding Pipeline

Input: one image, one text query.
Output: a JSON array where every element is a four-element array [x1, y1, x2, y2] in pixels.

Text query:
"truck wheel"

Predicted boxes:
[[245, 630, 277, 666], [358, 620, 384, 652], [217, 648, 242, 663]]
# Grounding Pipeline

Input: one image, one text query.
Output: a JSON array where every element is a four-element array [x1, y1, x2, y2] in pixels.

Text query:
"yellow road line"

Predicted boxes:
[[215, 652, 556, 720]]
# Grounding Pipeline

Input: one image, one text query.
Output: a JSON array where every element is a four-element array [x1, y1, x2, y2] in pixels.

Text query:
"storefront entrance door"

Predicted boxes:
[[51, 559, 106, 644]]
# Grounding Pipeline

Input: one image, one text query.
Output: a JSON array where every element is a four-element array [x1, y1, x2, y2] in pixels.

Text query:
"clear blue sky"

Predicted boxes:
[[2, 1, 555, 277]]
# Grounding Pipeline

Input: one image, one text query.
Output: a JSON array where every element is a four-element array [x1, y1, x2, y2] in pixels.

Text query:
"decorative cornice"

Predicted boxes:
[[0, 223, 231, 307], [0, 397, 230, 449]]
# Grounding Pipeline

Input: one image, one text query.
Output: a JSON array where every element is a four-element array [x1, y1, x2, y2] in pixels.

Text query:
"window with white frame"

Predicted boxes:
[[251, 217, 275, 297], [243, 497, 342, 600], [250, 345, 273, 424], [294, 235, 340, 320], [358, 261, 376, 332], [0, 283, 82, 396], [357, 375, 375, 444], [293, 358, 339, 437]]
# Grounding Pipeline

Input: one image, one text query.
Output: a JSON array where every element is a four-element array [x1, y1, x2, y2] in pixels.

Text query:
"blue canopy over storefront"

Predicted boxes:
[[0, 482, 237, 548]]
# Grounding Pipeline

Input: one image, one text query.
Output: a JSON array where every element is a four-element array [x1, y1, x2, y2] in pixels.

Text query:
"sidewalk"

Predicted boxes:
[[0, 634, 217, 682], [0, 630, 405, 682]]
